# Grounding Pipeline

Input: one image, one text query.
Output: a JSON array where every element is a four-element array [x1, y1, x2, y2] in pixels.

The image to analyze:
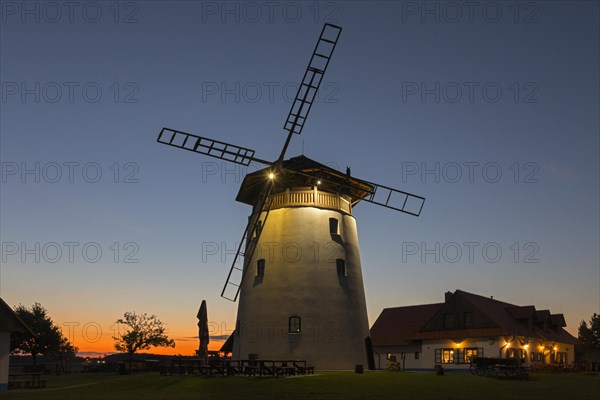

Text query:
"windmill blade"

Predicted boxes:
[[359, 178, 425, 217], [157, 127, 271, 166], [286, 168, 425, 217], [283, 23, 342, 137], [221, 182, 275, 302]]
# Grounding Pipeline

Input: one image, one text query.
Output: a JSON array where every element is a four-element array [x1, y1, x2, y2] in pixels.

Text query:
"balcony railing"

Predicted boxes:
[[265, 187, 352, 214]]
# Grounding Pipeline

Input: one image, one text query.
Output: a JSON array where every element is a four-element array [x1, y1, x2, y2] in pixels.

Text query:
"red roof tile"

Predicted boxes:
[[370, 290, 578, 346], [370, 303, 442, 346]]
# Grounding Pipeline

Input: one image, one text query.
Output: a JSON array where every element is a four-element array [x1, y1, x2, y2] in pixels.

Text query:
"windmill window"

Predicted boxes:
[[288, 316, 301, 334], [336, 259, 346, 276], [256, 259, 265, 276], [329, 218, 339, 235], [254, 220, 262, 238]]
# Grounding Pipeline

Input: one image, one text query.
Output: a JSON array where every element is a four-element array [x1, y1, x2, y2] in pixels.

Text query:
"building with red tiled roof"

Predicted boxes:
[[370, 290, 578, 371]]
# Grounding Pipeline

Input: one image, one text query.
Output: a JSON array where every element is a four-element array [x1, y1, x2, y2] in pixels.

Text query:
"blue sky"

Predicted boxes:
[[1, 1, 598, 354]]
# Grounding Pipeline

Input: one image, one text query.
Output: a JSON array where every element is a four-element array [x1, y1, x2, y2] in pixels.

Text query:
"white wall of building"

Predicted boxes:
[[233, 205, 371, 370], [0, 332, 10, 391], [375, 336, 575, 371]]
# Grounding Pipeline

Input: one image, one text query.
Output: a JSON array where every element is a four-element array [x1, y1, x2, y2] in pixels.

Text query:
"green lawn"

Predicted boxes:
[[4, 371, 599, 400]]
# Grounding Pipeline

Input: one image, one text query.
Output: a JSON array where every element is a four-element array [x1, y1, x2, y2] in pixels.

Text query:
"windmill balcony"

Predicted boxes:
[[263, 187, 353, 215]]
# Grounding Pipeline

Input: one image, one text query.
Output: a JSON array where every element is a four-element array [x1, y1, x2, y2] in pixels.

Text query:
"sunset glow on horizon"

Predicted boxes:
[[2, 1, 598, 362]]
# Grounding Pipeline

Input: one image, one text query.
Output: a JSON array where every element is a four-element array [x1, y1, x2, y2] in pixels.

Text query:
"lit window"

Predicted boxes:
[[336, 259, 346, 276], [257, 259, 265, 276], [329, 218, 339, 235], [464, 348, 479, 363], [288, 316, 301, 334], [442, 349, 454, 364], [506, 348, 516, 358], [435, 348, 455, 364], [437, 347, 482, 364]]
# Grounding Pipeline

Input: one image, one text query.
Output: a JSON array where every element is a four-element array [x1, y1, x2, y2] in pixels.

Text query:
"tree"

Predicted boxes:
[[112, 312, 175, 360], [578, 313, 600, 348], [10, 303, 77, 366]]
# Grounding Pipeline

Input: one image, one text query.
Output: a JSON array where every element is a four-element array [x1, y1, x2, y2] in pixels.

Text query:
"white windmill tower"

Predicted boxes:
[[157, 24, 425, 370]]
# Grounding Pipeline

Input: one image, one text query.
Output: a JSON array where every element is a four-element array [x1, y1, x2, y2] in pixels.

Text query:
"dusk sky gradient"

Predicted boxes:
[[1, 1, 598, 356]]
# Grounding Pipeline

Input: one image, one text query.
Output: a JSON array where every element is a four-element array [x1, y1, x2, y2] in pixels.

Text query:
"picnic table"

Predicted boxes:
[[8, 373, 46, 389], [160, 358, 314, 377]]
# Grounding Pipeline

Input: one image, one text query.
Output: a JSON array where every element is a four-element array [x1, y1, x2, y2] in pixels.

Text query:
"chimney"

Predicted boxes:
[[445, 291, 453, 302]]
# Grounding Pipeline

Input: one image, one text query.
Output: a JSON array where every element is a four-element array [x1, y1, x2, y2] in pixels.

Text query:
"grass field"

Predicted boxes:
[[4, 371, 599, 400]]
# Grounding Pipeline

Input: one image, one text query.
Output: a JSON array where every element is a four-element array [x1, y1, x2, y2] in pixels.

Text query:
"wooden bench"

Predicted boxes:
[[8, 373, 44, 389], [293, 361, 315, 375]]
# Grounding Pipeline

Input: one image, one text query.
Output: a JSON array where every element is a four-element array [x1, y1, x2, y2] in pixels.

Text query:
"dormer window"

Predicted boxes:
[[464, 311, 474, 327], [443, 313, 454, 328]]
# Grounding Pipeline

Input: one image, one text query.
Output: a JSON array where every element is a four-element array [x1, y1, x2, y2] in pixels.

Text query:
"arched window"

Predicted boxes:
[[329, 218, 339, 235]]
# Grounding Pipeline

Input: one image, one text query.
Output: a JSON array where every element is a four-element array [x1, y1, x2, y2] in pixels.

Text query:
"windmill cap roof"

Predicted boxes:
[[236, 155, 374, 205]]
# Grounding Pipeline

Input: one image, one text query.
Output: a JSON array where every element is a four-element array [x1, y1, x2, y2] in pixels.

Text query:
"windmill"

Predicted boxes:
[[157, 24, 425, 369]]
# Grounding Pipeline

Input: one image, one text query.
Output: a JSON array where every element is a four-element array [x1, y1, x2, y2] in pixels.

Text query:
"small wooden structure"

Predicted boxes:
[[0, 298, 35, 391], [470, 357, 530, 380]]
